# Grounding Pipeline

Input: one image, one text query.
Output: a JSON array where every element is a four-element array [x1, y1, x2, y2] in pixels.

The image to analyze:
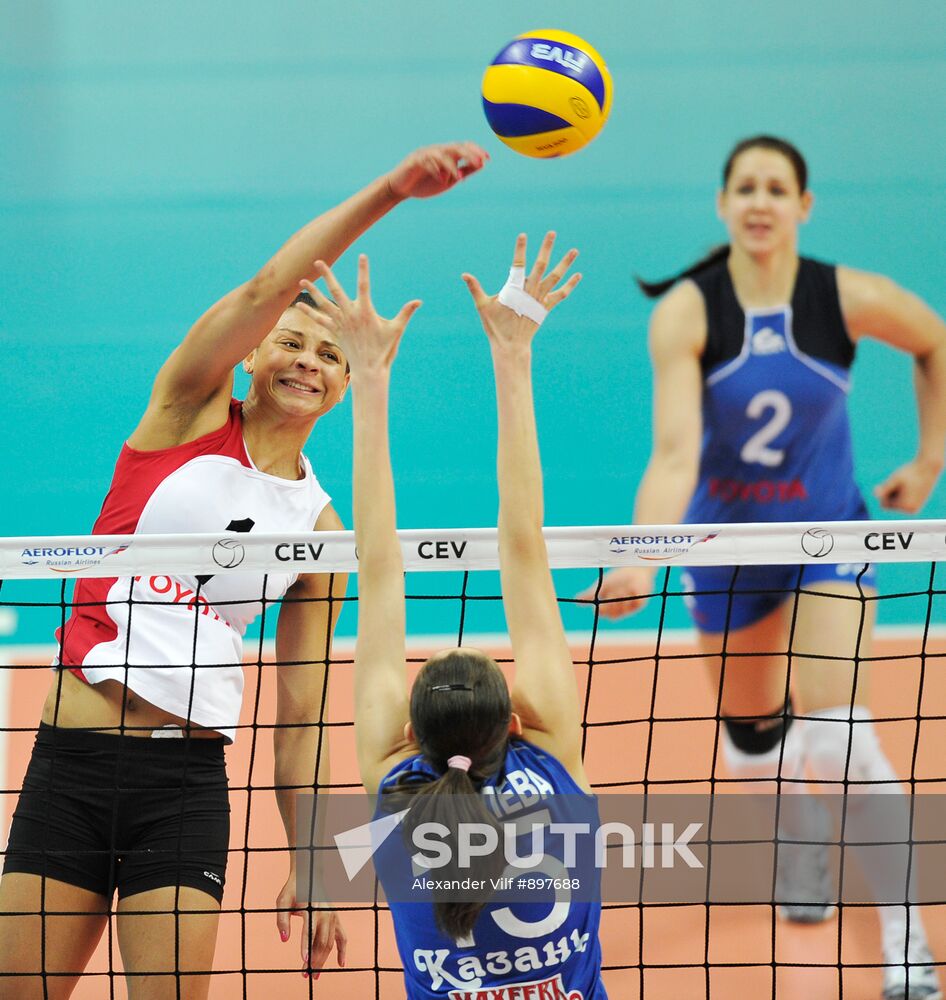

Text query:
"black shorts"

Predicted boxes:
[[3, 723, 229, 903]]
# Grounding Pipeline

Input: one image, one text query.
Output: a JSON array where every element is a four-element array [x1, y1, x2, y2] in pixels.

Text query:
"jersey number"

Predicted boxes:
[[740, 390, 791, 468]]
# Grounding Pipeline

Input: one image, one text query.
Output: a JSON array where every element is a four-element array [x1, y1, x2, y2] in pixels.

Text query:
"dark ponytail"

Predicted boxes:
[[383, 650, 512, 941], [635, 135, 808, 299], [635, 245, 730, 299], [393, 766, 508, 940]]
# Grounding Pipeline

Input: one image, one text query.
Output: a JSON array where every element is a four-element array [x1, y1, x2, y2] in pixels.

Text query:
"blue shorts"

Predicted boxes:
[[681, 561, 877, 633]]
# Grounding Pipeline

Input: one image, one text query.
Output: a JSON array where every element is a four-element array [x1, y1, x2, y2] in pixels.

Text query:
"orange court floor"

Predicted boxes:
[[2, 633, 945, 1000]]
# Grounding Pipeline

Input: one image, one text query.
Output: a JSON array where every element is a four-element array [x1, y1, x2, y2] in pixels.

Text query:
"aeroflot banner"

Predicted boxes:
[[2, 520, 945, 579]]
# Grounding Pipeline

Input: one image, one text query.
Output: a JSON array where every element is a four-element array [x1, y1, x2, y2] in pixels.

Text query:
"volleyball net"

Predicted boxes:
[[0, 519, 944, 999]]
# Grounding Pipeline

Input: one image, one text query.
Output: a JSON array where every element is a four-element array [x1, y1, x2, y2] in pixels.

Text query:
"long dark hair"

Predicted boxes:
[[383, 649, 512, 940], [636, 135, 809, 298]]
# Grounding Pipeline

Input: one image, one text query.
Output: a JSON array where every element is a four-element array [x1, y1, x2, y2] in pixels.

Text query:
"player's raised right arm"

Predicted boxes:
[[463, 232, 586, 784], [136, 143, 487, 441]]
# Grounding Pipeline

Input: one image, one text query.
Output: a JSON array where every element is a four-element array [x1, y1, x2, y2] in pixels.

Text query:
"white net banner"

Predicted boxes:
[[2, 519, 944, 580]]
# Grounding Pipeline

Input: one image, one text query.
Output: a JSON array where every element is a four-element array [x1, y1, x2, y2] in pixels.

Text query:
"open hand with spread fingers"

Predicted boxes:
[[298, 254, 421, 379], [462, 232, 581, 350]]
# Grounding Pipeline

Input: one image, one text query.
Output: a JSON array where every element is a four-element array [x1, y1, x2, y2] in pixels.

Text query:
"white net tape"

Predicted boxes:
[[2, 518, 944, 580]]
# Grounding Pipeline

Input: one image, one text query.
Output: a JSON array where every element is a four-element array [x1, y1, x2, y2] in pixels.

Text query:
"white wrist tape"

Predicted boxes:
[[497, 265, 548, 325]]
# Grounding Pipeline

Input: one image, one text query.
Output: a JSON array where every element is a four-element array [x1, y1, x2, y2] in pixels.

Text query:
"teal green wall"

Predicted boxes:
[[2, 2, 945, 638]]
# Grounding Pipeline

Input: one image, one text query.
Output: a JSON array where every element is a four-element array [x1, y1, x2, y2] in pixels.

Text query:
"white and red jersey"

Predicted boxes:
[[56, 399, 331, 741]]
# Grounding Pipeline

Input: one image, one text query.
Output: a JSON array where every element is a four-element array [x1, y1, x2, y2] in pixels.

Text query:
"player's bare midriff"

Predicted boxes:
[[41, 669, 223, 738]]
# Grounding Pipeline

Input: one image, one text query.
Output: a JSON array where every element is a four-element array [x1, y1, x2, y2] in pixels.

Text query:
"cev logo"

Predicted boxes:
[[212, 538, 245, 568], [800, 528, 834, 558]]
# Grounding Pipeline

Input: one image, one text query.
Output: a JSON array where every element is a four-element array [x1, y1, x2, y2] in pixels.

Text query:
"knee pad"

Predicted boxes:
[[804, 705, 899, 789], [724, 701, 794, 755], [721, 702, 804, 781]]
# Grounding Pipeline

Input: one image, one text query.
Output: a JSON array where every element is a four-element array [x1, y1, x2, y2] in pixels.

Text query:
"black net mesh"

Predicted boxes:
[[0, 522, 944, 998]]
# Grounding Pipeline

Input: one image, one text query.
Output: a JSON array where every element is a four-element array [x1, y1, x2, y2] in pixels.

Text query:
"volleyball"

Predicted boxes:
[[481, 29, 613, 158]]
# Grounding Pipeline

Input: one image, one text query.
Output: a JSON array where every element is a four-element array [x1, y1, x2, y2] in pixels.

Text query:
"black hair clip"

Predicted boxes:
[[430, 683, 474, 692]]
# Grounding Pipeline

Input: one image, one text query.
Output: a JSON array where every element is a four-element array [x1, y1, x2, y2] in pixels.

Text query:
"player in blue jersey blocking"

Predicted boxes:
[[585, 136, 946, 1000], [298, 234, 605, 998]]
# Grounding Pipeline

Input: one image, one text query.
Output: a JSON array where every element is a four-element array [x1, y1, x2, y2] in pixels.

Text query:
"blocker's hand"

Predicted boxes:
[[387, 142, 489, 200], [276, 877, 347, 981], [462, 231, 581, 350], [299, 255, 421, 377]]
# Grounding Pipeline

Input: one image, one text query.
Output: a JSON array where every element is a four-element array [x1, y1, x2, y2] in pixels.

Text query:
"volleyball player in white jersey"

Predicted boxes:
[[0, 141, 487, 999]]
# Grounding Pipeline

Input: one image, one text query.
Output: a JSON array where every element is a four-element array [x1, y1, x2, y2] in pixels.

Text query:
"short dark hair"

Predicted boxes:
[[286, 290, 349, 373], [722, 134, 808, 192]]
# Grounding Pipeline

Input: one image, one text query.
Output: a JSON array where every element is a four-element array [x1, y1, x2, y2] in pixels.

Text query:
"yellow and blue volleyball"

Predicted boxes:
[[481, 29, 612, 158]]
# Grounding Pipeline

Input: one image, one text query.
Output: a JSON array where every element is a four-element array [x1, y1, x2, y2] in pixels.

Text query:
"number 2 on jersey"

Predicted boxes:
[[740, 389, 792, 467]]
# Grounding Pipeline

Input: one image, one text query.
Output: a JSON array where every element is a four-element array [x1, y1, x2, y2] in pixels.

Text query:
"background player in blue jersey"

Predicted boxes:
[[300, 234, 605, 997], [585, 136, 946, 1000]]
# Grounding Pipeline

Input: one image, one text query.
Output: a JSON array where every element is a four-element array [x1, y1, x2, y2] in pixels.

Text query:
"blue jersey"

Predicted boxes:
[[374, 739, 607, 999], [685, 257, 868, 526]]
